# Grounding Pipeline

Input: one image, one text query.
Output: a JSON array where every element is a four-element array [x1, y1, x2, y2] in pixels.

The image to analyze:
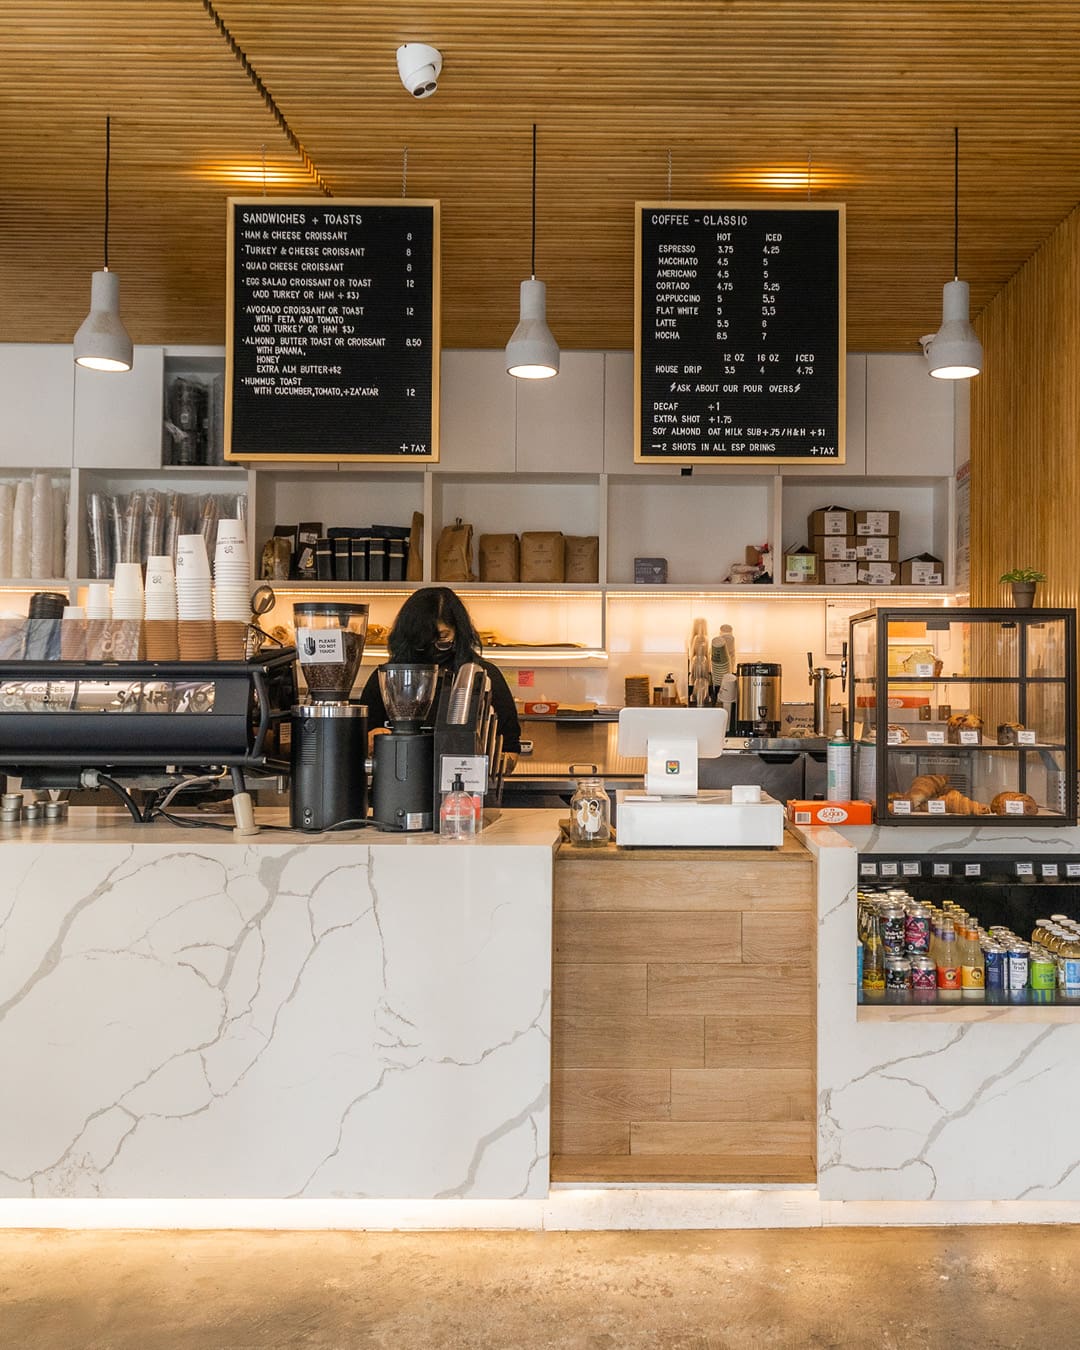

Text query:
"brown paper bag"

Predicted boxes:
[[435, 517, 475, 581], [479, 534, 520, 582], [564, 535, 599, 584], [520, 532, 565, 583], [406, 511, 424, 582]]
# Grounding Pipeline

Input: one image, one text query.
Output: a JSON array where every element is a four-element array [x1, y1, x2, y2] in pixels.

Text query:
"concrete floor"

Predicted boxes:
[[0, 1226, 1073, 1349]]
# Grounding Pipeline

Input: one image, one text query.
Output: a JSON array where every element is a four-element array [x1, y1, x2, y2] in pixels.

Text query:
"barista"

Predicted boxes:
[[358, 587, 521, 769]]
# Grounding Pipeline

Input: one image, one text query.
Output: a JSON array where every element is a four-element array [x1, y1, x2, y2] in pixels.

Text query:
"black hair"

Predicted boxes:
[[387, 587, 482, 668]]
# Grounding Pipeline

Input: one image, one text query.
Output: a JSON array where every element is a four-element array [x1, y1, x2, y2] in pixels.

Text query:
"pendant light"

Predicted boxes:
[[74, 116, 133, 372], [921, 127, 982, 380], [506, 124, 559, 379]]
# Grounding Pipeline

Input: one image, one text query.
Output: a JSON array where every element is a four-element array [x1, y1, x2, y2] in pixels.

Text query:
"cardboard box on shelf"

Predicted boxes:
[[855, 509, 900, 537], [858, 536, 899, 562], [858, 561, 897, 585], [783, 546, 820, 584], [900, 553, 945, 585], [787, 799, 875, 826], [822, 560, 860, 585], [814, 534, 860, 561], [808, 506, 855, 537]]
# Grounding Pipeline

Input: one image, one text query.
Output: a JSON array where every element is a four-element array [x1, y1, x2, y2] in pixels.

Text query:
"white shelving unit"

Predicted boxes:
[[0, 344, 966, 647]]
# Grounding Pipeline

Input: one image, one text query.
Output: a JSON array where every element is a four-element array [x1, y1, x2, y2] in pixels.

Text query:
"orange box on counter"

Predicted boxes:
[[523, 700, 559, 715], [786, 799, 875, 826]]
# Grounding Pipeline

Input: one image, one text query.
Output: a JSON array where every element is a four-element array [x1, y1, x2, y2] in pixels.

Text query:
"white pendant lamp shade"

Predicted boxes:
[[926, 279, 982, 380], [507, 123, 559, 380], [74, 115, 132, 373], [74, 270, 133, 372], [923, 126, 980, 380], [506, 279, 559, 379]]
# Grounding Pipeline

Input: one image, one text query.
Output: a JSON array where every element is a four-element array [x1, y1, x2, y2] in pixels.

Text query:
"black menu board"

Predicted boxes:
[[635, 202, 845, 464], [225, 198, 439, 462]]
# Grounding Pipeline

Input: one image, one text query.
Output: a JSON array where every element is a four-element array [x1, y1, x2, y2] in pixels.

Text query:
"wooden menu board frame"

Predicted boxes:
[[635, 201, 845, 465], [225, 197, 440, 463]]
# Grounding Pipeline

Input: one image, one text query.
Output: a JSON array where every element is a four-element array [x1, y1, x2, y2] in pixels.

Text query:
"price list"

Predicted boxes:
[[635, 202, 845, 464], [226, 198, 439, 462]]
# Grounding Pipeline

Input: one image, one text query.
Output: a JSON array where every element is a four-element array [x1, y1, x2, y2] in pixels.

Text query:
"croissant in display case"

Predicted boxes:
[[941, 789, 991, 816], [991, 791, 1039, 816]]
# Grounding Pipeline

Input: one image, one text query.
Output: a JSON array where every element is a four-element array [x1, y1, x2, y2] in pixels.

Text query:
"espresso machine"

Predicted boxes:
[[371, 664, 439, 831]]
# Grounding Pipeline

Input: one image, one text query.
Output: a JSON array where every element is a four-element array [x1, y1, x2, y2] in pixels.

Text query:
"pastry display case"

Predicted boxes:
[[849, 607, 1077, 825]]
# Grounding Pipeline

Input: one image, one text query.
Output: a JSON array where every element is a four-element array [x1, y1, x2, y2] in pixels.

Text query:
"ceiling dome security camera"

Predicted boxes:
[[396, 44, 442, 98]]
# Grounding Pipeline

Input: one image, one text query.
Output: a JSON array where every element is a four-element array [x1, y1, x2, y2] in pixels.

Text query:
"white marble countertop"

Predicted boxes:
[[0, 806, 565, 849]]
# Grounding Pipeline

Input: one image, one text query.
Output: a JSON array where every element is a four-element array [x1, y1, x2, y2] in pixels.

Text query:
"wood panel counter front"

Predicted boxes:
[[552, 832, 816, 1184]]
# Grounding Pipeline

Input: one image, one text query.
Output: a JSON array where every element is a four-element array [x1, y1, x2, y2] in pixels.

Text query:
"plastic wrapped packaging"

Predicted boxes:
[[142, 489, 165, 561], [108, 494, 123, 575], [197, 494, 220, 552], [11, 479, 31, 579], [0, 483, 14, 577], [163, 492, 186, 562], [86, 492, 114, 580], [120, 490, 145, 565], [53, 482, 67, 579], [30, 472, 54, 579]]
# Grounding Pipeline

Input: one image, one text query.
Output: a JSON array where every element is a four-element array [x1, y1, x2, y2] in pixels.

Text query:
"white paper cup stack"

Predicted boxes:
[[176, 534, 214, 659], [111, 563, 145, 620], [213, 520, 250, 659], [144, 555, 179, 661], [85, 582, 112, 620]]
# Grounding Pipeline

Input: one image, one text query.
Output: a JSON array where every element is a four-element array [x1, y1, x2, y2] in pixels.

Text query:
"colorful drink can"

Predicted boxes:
[[983, 944, 1006, 992], [1030, 950, 1056, 992], [1007, 946, 1029, 990], [880, 905, 906, 956], [885, 957, 913, 992], [904, 906, 931, 956], [911, 955, 937, 995]]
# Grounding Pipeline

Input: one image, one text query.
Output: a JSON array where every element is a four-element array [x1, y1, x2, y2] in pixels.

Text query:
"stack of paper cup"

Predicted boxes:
[[61, 606, 87, 660], [85, 582, 112, 620], [176, 534, 214, 660], [144, 555, 179, 661], [213, 519, 250, 660], [111, 563, 144, 620]]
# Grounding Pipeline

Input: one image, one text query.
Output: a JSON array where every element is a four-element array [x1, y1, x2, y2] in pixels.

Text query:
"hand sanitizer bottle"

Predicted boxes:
[[440, 774, 478, 840]]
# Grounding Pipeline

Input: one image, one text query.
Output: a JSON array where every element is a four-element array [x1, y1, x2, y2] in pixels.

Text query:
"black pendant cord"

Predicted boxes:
[[530, 122, 538, 279], [953, 125, 959, 281], [103, 115, 111, 271]]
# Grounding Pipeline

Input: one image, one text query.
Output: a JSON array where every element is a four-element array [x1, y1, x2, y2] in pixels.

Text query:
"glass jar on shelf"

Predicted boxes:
[[569, 777, 611, 846]]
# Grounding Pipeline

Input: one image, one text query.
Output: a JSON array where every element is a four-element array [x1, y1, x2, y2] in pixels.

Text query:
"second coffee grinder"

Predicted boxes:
[[371, 663, 440, 831]]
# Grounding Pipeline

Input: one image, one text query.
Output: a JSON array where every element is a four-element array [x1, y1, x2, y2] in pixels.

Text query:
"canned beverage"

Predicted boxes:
[[911, 955, 937, 995], [880, 905, 906, 956], [983, 945, 1006, 992], [1030, 950, 1056, 993], [1007, 946, 1030, 1001], [1061, 956, 1080, 999], [857, 939, 864, 988], [885, 957, 913, 992], [904, 906, 931, 956]]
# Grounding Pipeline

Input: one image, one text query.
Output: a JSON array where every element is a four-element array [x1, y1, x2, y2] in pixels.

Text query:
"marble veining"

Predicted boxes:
[[803, 826, 1080, 1202], [0, 836, 554, 1200]]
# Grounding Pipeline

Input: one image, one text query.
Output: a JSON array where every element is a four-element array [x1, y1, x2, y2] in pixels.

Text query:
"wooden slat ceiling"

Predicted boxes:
[[3, 0, 1080, 352]]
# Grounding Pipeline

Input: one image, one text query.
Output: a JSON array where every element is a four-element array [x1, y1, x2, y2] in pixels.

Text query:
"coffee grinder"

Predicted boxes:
[[371, 664, 439, 831], [289, 602, 370, 831]]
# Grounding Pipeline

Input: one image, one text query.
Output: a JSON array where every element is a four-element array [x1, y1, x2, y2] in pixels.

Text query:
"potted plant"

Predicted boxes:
[[1000, 567, 1046, 609]]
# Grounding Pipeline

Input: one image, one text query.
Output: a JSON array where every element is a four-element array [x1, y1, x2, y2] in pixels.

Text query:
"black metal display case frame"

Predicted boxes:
[[848, 606, 1077, 826]]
